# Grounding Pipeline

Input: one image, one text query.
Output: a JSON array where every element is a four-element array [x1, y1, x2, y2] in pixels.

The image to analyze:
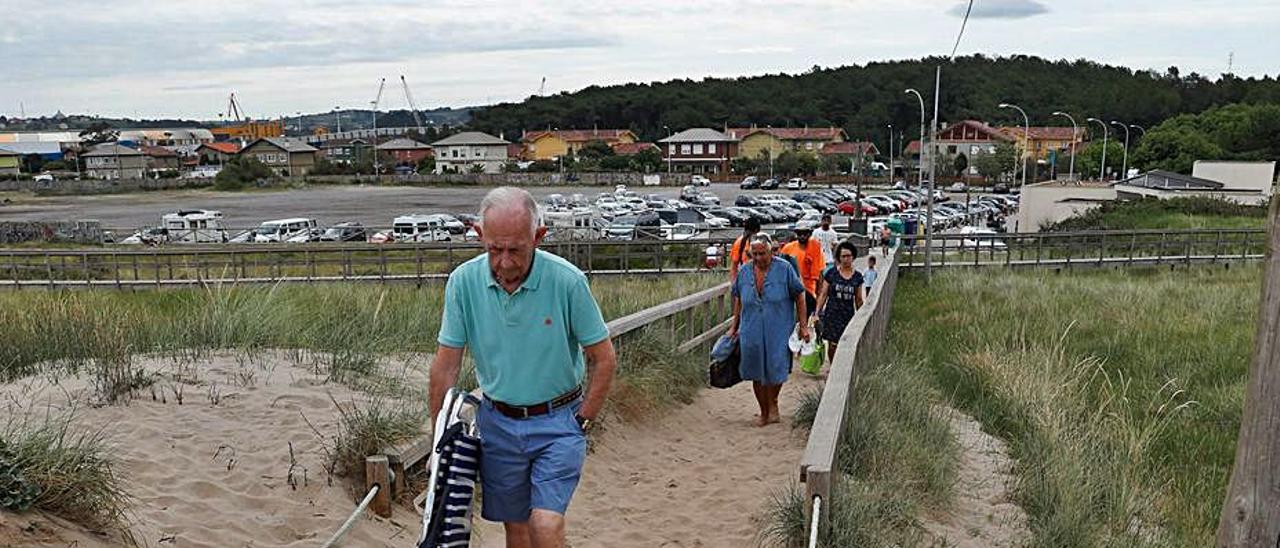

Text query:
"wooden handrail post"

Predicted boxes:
[[1216, 196, 1280, 546]]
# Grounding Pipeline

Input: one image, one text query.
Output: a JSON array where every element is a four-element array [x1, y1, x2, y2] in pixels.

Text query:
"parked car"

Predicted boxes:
[[739, 176, 759, 189], [993, 183, 1011, 194], [32, 174, 54, 183], [760, 178, 781, 190], [320, 222, 368, 242], [119, 226, 170, 246], [252, 218, 318, 243], [960, 226, 1006, 249], [691, 175, 712, 186], [786, 177, 808, 190], [391, 214, 452, 242], [949, 182, 967, 192], [734, 195, 763, 207]]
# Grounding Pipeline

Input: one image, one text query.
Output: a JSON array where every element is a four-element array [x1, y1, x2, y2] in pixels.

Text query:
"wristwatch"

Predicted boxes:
[[575, 414, 593, 432]]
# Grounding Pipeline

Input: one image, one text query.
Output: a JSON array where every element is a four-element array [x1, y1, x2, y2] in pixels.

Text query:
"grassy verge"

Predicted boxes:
[[895, 265, 1260, 547], [766, 357, 958, 547], [1043, 196, 1267, 231]]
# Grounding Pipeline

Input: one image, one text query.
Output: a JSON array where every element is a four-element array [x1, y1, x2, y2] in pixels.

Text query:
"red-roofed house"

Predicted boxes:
[[934, 120, 1015, 177], [610, 142, 658, 156], [994, 126, 1086, 160], [521, 129, 638, 160], [725, 126, 847, 159], [818, 141, 880, 157], [197, 142, 241, 165]]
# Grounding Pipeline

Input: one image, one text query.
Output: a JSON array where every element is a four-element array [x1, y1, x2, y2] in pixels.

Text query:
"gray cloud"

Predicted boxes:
[[950, 0, 1049, 19]]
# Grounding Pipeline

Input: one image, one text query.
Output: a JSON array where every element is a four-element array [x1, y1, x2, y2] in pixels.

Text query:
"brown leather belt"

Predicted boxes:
[[490, 387, 582, 419]]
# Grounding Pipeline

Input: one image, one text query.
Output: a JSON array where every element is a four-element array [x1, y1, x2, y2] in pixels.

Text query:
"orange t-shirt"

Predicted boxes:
[[728, 235, 751, 272], [780, 239, 823, 295]]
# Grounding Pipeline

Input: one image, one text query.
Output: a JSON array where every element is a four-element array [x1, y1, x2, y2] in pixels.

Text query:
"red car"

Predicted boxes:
[[837, 200, 878, 216]]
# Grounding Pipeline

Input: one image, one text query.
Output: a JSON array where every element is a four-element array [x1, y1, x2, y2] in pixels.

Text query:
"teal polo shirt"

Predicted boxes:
[[437, 249, 611, 406]]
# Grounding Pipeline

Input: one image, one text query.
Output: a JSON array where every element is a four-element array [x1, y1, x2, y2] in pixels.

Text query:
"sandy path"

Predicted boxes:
[[467, 372, 823, 548], [920, 407, 1030, 548]]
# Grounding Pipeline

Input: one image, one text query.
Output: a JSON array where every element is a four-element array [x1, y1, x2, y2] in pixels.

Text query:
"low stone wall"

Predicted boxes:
[[0, 177, 212, 195], [0, 221, 104, 244]]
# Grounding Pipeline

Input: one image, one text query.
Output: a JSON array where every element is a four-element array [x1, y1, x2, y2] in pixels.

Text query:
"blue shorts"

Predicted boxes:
[[476, 398, 586, 522]]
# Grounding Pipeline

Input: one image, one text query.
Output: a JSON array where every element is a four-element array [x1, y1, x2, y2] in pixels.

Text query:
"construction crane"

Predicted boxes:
[[371, 78, 385, 175], [538, 76, 546, 97], [400, 75, 424, 133], [212, 92, 282, 141]]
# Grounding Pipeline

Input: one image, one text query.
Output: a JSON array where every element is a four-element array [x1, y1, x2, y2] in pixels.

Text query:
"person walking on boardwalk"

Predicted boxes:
[[814, 241, 865, 363], [727, 232, 809, 426], [430, 186, 618, 548], [780, 226, 824, 318], [727, 216, 762, 282]]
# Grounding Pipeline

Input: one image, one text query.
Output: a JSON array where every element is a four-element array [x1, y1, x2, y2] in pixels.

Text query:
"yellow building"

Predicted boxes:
[[521, 129, 637, 161], [0, 147, 19, 175], [996, 126, 1085, 160], [727, 127, 846, 159]]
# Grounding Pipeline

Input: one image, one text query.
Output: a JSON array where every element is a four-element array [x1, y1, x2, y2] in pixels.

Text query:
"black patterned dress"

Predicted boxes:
[[820, 267, 863, 343]]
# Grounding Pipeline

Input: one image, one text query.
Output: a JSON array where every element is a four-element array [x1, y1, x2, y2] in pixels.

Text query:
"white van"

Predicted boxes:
[[162, 210, 227, 243], [391, 214, 453, 242], [253, 218, 318, 243], [545, 208, 602, 240]]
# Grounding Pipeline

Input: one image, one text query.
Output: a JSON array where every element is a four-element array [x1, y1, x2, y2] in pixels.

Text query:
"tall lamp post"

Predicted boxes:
[[1052, 111, 1078, 182], [887, 124, 894, 184], [905, 89, 926, 187], [1086, 118, 1109, 180], [1110, 121, 1130, 180], [1130, 124, 1146, 138], [998, 103, 1030, 188], [662, 125, 672, 174]]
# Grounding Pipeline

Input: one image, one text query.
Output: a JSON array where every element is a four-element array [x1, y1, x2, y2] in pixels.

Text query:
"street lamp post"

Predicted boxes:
[[887, 124, 894, 184], [662, 125, 672, 174], [334, 106, 342, 134], [1110, 121, 1130, 180], [1130, 124, 1146, 138], [998, 103, 1030, 188], [1052, 111, 1078, 182], [1086, 118, 1109, 180], [905, 89, 926, 187]]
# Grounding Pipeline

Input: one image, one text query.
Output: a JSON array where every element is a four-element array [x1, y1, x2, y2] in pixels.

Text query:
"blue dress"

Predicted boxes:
[[733, 258, 804, 385]]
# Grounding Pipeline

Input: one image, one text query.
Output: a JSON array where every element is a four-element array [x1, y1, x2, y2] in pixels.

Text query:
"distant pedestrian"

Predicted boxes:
[[815, 241, 864, 363], [863, 255, 879, 293], [728, 232, 809, 427], [704, 242, 721, 270], [812, 214, 839, 268], [879, 224, 892, 256], [727, 217, 762, 283], [430, 187, 618, 547]]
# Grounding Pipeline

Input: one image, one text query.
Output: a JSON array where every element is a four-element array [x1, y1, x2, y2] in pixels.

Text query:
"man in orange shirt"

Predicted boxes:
[[727, 217, 762, 282], [780, 226, 823, 318]]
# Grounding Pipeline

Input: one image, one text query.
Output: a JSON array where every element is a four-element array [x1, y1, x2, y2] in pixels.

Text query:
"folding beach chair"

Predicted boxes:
[[417, 388, 482, 548]]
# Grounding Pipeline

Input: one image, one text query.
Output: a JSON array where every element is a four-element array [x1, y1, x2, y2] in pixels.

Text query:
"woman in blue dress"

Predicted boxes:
[[727, 233, 809, 426]]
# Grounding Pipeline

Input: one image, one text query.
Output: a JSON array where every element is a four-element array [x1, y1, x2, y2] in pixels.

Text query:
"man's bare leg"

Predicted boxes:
[[529, 509, 567, 548], [504, 521, 533, 548]]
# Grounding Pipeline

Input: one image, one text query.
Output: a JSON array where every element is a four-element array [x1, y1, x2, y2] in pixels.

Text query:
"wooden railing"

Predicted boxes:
[[798, 250, 900, 542], [897, 228, 1267, 269], [0, 238, 735, 289], [368, 281, 735, 519]]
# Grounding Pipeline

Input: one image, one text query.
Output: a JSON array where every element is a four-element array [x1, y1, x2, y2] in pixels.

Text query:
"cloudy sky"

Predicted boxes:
[[3, 0, 1277, 120]]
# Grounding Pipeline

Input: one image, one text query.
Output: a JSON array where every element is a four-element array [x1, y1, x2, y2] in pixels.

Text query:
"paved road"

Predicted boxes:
[[0, 181, 975, 232]]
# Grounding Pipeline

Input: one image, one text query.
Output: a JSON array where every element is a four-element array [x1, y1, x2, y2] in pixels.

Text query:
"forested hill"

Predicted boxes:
[[467, 55, 1280, 144]]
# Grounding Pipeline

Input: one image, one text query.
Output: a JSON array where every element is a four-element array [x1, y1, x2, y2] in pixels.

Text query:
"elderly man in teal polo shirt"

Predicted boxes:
[[430, 186, 618, 548]]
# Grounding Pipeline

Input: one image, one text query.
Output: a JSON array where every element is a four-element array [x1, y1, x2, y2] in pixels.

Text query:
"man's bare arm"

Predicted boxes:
[[578, 338, 617, 420], [429, 345, 466, 423]]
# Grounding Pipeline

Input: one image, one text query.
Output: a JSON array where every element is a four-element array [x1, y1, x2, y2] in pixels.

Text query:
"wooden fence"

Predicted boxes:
[[798, 249, 900, 541], [898, 228, 1267, 269], [0, 238, 735, 289], [367, 282, 735, 518]]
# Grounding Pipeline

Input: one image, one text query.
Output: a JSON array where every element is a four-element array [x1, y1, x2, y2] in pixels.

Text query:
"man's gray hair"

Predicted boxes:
[[479, 186, 543, 235]]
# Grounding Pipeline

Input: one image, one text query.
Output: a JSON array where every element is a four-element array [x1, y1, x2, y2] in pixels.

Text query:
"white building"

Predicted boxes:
[[431, 132, 509, 174]]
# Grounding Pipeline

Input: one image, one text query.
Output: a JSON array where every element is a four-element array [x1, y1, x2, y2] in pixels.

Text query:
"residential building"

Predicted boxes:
[[934, 120, 1013, 178], [818, 141, 883, 173], [140, 145, 180, 172], [521, 129, 638, 161], [375, 138, 433, 166], [0, 147, 18, 176], [118, 128, 215, 148], [83, 143, 146, 179], [727, 127, 846, 159], [611, 142, 659, 156], [431, 132, 510, 174], [196, 142, 240, 165], [994, 126, 1085, 160], [316, 138, 370, 164], [658, 128, 738, 175], [239, 137, 319, 176]]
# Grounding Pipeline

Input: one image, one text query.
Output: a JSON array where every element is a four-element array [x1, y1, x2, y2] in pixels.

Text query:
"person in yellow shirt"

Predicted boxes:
[[780, 226, 823, 317]]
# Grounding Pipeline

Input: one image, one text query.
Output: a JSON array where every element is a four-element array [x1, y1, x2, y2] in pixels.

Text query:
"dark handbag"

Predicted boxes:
[[708, 340, 742, 389]]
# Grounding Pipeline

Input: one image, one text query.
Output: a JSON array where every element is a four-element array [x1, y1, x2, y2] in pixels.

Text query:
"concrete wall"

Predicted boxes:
[[0, 220, 103, 244], [1015, 182, 1117, 232], [1114, 185, 1270, 206], [0, 177, 211, 195], [1193, 161, 1276, 195]]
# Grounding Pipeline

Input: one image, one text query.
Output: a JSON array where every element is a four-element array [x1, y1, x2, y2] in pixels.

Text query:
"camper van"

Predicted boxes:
[[252, 218, 318, 243], [545, 208, 603, 241], [161, 210, 227, 243], [391, 214, 453, 242]]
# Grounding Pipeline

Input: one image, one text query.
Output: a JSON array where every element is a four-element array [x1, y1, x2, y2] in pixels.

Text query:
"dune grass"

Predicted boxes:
[[1042, 196, 1268, 232], [894, 264, 1261, 547]]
